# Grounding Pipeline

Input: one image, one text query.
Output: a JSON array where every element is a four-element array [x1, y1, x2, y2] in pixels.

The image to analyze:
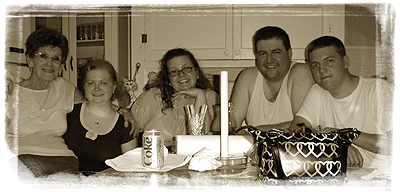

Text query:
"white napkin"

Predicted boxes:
[[360, 166, 391, 180], [105, 147, 191, 172], [188, 148, 222, 172]]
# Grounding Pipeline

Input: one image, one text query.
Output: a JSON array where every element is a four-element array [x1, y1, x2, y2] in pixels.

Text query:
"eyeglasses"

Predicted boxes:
[[35, 52, 63, 64], [168, 66, 194, 77]]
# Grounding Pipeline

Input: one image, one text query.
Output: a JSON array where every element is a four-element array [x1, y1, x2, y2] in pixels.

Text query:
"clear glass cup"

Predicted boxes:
[[187, 114, 205, 135], [210, 102, 237, 135], [186, 105, 206, 135]]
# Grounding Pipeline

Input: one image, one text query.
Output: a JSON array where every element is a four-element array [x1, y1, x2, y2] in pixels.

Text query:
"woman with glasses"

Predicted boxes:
[[131, 48, 218, 147], [6, 27, 82, 177]]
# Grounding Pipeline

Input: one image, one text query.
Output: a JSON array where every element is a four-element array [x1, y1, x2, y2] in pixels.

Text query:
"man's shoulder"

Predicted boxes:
[[238, 67, 258, 80], [235, 67, 258, 86], [306, 84, 328, 97], [289, 62, 311, 76], [240, 67, 258, 75], [360, 76, 393, 93]]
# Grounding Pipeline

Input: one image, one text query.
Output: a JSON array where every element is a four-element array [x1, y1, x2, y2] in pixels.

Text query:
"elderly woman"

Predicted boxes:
[[131, 48, 218, 147], [6, 28, 82, 177]]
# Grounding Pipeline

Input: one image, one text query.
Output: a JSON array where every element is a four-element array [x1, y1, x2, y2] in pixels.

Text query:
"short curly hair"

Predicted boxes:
[[25, 27, 69, 64]]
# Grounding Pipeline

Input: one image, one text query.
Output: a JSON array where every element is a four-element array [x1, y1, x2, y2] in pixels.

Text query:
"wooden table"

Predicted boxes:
[[83, 164, 391, 189]]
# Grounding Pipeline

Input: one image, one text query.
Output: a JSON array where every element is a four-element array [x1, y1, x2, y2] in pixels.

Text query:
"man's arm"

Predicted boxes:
[[287, 63, 315, 116], [254, 121, 291, 132], [352, 131, 392, 155], [229, 67, 257, 128], [288, 115, 312, 131], [290, 115, 391, 155]]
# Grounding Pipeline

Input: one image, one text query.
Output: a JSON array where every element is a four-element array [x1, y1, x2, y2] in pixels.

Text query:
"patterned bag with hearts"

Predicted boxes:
[[239, 124, 360, 185]]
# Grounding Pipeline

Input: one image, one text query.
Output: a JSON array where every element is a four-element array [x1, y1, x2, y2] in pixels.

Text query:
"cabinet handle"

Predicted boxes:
[[70, 56, 73, 71], [235, 49, 241, 56], [224, 49, 230, 56]]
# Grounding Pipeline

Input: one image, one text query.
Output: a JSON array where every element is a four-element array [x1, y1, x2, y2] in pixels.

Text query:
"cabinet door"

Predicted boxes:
[[233, 5, 344, 60], [144, 5, 232, 61], [68, 10, 112, 87]]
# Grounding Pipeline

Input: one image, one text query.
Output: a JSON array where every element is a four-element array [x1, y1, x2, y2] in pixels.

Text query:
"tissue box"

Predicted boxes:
[[175, 135, 253, 157]]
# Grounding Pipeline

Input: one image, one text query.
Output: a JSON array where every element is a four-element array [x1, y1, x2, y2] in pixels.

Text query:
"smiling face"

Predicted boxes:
[[309, 46, 350, 93], [167, 55, 199, 92], [255, 38, 292, 82], [27, 46, 64, 82], [83, 68, 117, 105]]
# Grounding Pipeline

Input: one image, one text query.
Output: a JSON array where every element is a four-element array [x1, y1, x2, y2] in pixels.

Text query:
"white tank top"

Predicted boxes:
[[245, 64, 294, 126]]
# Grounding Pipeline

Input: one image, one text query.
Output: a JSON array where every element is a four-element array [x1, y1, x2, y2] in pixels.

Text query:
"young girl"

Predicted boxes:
[[63, 60, 136, 176]]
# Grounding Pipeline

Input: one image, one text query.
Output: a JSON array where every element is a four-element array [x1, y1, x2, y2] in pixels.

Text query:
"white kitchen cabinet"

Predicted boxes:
[[138, 4, 344, 62], [131, 5, 344, 94], [143, 5, 233, 61]]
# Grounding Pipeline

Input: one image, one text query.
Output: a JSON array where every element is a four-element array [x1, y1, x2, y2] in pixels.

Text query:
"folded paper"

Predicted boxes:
[[188, 148, 222, 172], [105, 147, 190, 172]]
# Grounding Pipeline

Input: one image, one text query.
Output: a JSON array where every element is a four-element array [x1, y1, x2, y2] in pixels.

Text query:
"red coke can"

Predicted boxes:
[[142, 130, 164, 168]]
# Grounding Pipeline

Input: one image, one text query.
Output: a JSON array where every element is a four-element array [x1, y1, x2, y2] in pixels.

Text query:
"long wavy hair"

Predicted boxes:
[[145, 48, 213, 111]]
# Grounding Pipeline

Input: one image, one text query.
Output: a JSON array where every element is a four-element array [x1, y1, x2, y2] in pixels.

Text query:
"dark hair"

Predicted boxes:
[[145, 48, 213, 110], [252, 26, 291, 55], [306, 36, 346, 60], [25, 27, 69, 64], [78, 60, 121, 101]]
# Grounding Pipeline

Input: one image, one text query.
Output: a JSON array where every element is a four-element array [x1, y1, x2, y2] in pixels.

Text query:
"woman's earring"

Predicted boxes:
[[29, 67, 33, 72], [58, 71, 62, 77]]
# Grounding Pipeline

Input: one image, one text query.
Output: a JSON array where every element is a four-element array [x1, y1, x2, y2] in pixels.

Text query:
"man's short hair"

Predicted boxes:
[[306, 36, 346, 60], [252, 26, 291, 55]]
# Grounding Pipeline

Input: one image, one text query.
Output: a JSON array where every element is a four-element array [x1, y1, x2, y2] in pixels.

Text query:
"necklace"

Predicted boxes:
[[87, 110, 102, 128], [86, 106, 113, 129], [32, 87, 50, 111], [84, 105, 114, 141]]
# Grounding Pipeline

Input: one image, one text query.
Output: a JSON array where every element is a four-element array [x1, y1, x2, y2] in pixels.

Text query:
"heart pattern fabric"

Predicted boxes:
[[238, 125, 360, 185]]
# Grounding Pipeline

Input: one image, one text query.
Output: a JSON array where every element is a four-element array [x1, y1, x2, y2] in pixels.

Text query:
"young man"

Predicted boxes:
[[289, 36, 393, 168], [230, 26, 314, 131]]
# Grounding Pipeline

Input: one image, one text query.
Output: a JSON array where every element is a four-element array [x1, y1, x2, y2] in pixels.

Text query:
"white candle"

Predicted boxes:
[[220, 71, 229, 158]]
